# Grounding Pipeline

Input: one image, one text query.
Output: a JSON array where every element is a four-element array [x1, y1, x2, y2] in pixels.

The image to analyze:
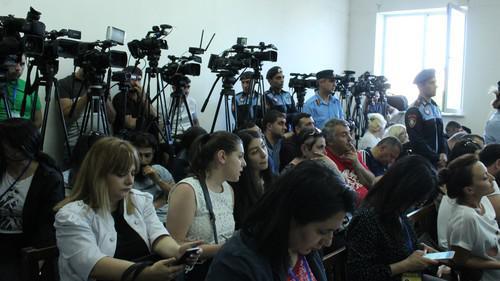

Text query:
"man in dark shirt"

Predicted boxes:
[[112, 66, 157, 135], [404, 69, 447, 168], [280, 112, 315, 169], [360, 137, 402, 177], [58, 68, 116, 166], [263, 109, 287, 175]]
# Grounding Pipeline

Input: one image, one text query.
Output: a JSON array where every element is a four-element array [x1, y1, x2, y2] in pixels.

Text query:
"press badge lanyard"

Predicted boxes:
[[288, 256, 314, 281], [0, 159, 32, 202]]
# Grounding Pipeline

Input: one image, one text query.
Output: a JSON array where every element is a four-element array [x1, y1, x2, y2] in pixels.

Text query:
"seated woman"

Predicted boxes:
[[206, 160, 356, 281], [358, 113, 386, 150], [166, 131, 246, 281], [281, 127, 341, 175], [54, 137, 200, 281], [439, 154, 500, 281], [0, 118, 64, 281], [231, 129, 272, 229], [346, 155, 440, 281], [282, 127, 325, 170]]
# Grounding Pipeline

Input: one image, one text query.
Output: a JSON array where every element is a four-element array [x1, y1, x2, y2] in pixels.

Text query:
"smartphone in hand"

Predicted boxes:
[[174, 247, 201, 265], [423, 251, 455, 260]]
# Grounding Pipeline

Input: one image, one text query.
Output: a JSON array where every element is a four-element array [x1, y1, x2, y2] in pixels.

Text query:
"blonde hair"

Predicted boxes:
[[383, 124, 408, 144], [367, 113, 387, 133], [55, 137, 140, 214]]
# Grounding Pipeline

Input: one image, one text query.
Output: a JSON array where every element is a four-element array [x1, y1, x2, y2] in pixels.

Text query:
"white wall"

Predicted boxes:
[[2, 0, 349, 163], [347, 0, 500, 135]]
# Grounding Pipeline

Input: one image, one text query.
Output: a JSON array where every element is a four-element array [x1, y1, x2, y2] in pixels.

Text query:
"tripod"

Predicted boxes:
[[168, 81, 194, 138], [202, 72, 237, 133], [0, 81, 13, 119], [346, 93, 366, 148], [291, 87, 307, 113], [139, 61, 171, 144], [23, 57, 72, 157], [232, 70, 267, 130]]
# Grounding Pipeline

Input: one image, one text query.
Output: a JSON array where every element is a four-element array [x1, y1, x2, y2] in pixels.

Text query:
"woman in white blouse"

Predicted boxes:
[[167, 131, 246, 281], [439, 154, 500, 281], [54, 137, 200, 281]]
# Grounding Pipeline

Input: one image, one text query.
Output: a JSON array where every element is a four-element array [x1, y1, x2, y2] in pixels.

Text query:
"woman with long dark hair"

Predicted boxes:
[[231, 129, 272, 229], [0, 118, 64, 280], [206, 160, 356, 281], [166, 131, 246, 281], [346, 155, 440, 281]]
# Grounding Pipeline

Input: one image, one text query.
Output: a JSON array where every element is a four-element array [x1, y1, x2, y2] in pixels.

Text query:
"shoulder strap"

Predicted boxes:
[[199, 179, 219, 244]]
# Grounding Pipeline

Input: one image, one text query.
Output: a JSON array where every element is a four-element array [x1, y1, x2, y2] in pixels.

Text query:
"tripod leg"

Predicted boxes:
[[210, 91, 225, 133], [53, 80, 72, 158], [41, 81, 53, 146], [1, 85, 13, 119]]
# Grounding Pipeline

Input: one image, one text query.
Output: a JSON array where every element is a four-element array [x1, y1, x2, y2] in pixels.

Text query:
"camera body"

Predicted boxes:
[[127, 25, 171, 61], [288, 73, 316, 89], [208, 38, 277, 73], [0, 7, 46, 58]]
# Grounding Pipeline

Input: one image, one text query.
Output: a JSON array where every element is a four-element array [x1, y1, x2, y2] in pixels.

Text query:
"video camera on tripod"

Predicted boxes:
[[334, 70, 356, 98], [208, 37, 277, 74], [0, 7, 47, 82], [128, 24, 171, 69], [160, 51, 202, 86], [205, 37, 278, 132], [288, 73, 316, 111], [353, 71, 390, 97]]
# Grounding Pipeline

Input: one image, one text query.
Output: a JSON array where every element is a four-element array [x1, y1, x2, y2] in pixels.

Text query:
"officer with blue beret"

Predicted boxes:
[[302, 69, 344, 129], [405, 69, 448, 167], [264, 66, 297, 116]]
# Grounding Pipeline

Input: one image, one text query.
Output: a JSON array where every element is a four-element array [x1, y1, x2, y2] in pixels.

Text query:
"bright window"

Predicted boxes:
[[374, 4, 467, 113]]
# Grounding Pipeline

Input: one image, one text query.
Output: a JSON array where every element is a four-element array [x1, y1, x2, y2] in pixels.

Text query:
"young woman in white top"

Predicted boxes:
[[166, 131, 246, 280], [54, 137, 200, 281], [439, 154, 500, 281]]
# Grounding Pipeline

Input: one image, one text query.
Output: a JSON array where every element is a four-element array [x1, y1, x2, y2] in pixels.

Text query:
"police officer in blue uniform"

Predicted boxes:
[[405, 69, 448, 167], [302, 69, 344, 129], [233, 71, 260, 128], [264, 66, 297, 118]]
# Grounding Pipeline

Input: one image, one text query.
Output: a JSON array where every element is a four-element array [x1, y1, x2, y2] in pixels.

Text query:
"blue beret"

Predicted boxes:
[[413, 69, 435, 85], [316, 69, 335, 80], [240, 71, 254, 80], [266, 66, 283, 79]]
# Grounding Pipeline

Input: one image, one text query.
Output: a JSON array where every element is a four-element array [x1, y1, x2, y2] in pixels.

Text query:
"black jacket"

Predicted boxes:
[[405, 97, 447, 164], [20, 157, 65, 250], [206, 230, 327, 281]]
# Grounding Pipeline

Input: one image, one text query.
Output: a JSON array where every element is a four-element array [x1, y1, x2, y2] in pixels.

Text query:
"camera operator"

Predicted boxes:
[[264, 66, 297, 120], [484, 87, 500, 144], [404, 69, 447, 168], [112, 66, 158, 136], [232, 71, 260, 128], [58, 68, 116, 154], [0, 53, 42, 128], [302, 69, 344, 129], [363, 91, 398, 121], [169, 74, 199, 136]]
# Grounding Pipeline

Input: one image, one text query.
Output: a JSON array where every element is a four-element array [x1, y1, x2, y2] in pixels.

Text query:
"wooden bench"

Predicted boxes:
[[323, 246, 347, 281]]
